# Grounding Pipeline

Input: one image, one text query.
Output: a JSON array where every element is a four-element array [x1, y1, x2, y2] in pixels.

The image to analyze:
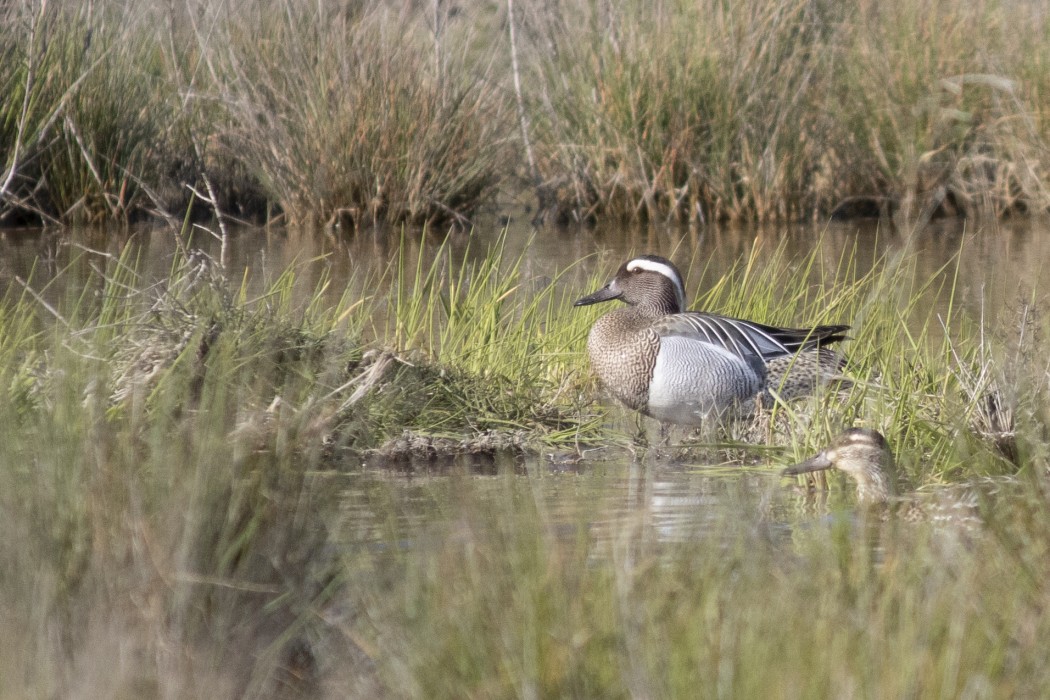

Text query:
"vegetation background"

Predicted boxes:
[[2, 0, 1050, 697], [2, 0, 1049, 228]]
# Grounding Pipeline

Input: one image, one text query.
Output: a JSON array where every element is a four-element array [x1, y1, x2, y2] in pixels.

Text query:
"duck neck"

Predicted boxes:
[[855, 468, 893, 504], [635, 291, 681, 318]]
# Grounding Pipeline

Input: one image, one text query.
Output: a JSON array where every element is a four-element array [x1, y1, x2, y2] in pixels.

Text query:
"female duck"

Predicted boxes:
[[784, 428, 983, 525], [783, 428, 897, 504]]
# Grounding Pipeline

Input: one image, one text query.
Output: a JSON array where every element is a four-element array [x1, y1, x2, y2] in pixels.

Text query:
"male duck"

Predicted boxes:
[[574, 255, 849, 427]]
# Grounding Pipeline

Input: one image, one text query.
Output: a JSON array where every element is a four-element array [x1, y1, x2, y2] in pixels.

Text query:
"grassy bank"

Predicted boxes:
[[0, 229, 1048, 695], [2, 0, 1049, 226], [0, 233, 598, 696], [0, 224, 1045, 696]]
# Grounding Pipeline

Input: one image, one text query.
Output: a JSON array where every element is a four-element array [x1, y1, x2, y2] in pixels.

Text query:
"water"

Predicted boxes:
[[4, 215, 1044, 329], [338, 453, 800, 552], [2, 215, 1047, 546]]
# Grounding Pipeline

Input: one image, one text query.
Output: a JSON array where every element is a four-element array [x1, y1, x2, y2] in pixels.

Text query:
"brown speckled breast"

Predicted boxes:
[[586, 309, 659, 411]]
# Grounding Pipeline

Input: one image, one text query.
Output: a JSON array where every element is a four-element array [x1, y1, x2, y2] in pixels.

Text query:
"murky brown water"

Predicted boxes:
[[3, 215, 1047, 543], [5, 214, 1044, 327]]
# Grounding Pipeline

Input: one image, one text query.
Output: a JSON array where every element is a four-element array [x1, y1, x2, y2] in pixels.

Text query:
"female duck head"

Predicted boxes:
[[784, 428, 896, 504]]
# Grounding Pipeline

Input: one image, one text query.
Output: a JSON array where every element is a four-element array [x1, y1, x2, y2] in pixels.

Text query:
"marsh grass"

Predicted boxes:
[[521, 0, 1050, 223], [0, 2, 194, 225], [524, 0, 830, 222], [377, 232, 597, 440], [1, 229, 1049, 696], [3, 0, 1050, 226], [0, 0, 512, 227], [211, 1, 512, 227]]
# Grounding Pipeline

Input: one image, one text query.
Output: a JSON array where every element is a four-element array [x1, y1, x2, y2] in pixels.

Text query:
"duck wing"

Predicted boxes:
[[652, 312, 849, 363]]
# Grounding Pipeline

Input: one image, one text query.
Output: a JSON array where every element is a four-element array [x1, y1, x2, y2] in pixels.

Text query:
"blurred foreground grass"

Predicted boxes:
[[0, 228, 1048, 697]]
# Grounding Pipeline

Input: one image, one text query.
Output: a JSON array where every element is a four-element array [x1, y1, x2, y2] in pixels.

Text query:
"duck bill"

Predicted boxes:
[[573, 283, 621, 307], [782, 452, 833, 476]]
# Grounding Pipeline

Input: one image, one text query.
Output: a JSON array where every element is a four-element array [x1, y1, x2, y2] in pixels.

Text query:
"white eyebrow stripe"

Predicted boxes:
[[626, 258, 686, 310], [625, 258, 677, 278]]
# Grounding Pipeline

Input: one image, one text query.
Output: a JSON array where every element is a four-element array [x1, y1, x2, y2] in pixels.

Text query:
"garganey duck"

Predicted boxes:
[[783, 428, 897, 504], [783, 428, 984, 525], [574, 255, 849, 427]]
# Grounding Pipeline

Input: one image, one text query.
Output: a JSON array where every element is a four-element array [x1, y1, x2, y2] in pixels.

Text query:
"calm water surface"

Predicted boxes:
[[2, 216, 1046, 543], [338, 453, 798, 551]]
